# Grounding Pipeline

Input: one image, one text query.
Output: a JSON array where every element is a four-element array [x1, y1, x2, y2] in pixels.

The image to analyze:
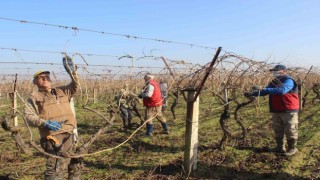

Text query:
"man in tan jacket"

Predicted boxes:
[[25, 67, 79, 179]]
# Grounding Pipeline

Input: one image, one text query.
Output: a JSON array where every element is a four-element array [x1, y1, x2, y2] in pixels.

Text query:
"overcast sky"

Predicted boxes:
[[1, 0, 319, 77]]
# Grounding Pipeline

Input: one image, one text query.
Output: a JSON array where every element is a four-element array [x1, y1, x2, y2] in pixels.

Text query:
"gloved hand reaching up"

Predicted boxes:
[[63, 55, 77, 75], [44, 120, 61, 131]]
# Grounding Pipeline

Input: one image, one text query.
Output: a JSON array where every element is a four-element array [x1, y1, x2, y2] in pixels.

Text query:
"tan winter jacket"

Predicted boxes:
[[25, 76, 79, 138]]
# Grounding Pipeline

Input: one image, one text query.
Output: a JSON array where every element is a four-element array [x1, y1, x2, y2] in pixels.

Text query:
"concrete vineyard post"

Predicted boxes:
[[183, 87, 199, 174]]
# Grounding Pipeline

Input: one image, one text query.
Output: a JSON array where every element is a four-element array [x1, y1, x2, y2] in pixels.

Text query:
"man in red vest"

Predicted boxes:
[[244, 64, 299, 156], [138, 73, 169, 136]]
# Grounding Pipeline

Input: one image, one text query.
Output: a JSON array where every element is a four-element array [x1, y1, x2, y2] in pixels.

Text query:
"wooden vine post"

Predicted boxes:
[[183, 47, 222, 175], [3, 74, 31, 154], [223, 82, 228, 103], [10, 74, 18, 127]]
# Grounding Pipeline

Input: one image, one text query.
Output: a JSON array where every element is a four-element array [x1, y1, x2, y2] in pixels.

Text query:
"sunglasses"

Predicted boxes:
[[36, 75, 51, 81]]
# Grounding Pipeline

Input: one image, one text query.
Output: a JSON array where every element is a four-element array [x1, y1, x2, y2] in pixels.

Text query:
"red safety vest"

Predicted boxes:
[[269, 76, 300, 112], [143, 80, 163, 107]]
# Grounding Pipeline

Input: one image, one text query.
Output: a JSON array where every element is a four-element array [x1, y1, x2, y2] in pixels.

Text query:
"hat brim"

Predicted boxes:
[[269, 68, 285, 71], [34, 71, 50, 78], [269, 68, 278, 71]]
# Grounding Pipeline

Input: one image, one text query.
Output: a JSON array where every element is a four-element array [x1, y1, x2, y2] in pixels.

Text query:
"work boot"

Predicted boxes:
[[145, 124, 153, 136], [269, 137, 286, 153], [285, 139, 298, 156], [161, 122, 169, 135]]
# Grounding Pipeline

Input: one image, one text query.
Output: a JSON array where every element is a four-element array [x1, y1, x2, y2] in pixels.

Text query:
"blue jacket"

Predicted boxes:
[[253, 75, 299, 112]]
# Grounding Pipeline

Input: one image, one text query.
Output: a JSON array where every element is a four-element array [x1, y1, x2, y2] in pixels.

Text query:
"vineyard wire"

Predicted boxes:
[[0, 17, 216, 50]]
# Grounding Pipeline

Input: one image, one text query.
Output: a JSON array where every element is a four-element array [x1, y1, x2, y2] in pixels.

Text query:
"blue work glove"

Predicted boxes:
[[44, 120, 61, 131]]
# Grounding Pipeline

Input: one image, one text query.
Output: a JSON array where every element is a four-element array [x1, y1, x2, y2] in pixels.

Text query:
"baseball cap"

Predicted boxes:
[[33, 70, 50, 79], [269, 65, 287, 71]]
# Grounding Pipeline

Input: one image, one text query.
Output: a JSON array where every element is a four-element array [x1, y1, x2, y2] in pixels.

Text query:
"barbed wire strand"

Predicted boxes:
[[0, 17, 216, 50], [0, 61, 187, 70], [0, 47, 193, 65]]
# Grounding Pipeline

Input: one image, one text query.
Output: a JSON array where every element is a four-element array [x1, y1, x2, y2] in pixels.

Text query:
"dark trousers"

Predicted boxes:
[[120, 107, 133, 128], [40, 133, 73, 179]]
